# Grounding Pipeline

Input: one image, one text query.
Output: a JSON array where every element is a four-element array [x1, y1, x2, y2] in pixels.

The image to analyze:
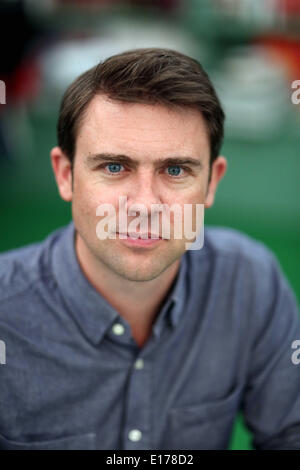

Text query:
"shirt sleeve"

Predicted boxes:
[[240, 251, 300, 450]]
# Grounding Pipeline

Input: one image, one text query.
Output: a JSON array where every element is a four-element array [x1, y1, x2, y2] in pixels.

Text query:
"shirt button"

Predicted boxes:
[[128, 429, 142, 442], [112, 323, 125, 336], [134, 358, 144, 369]]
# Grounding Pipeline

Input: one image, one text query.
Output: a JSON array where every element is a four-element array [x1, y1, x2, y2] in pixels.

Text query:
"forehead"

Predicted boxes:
[[76, 94, 210, 161]]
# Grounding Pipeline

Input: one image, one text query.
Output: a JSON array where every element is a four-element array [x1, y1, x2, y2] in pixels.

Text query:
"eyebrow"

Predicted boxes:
[[85, 153, 203, 170]]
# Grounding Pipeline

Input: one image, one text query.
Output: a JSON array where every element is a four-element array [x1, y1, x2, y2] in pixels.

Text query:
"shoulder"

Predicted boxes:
[[203, 225, 276, 265], [199, 225, 281, 279], [190, 225, 287, 299], [192, 225, 298, 319], [190, 226, 300, 341], [0, 224, 67, 305]]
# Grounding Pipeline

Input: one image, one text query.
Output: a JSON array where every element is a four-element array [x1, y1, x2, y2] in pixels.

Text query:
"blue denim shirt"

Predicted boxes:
[[0, 221, 300, 450]]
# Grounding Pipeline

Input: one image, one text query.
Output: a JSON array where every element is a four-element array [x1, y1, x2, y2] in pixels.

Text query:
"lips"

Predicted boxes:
[[117, 232, 161, 239]]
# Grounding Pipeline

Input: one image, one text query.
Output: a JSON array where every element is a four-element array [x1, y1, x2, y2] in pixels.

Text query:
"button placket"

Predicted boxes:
[[122, 356, 151, 449]]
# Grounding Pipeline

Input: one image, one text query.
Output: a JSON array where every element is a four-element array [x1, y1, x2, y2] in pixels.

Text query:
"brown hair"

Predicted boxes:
[[57, 47, 225, 178]]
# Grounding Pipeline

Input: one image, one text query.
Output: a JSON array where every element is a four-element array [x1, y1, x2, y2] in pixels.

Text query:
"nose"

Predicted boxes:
[[121, 170, 165, 234], [126, 170, 163, 211]]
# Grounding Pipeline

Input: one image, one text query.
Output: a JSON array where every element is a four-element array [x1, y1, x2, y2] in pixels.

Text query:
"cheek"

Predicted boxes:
[[173, 193, 205, 239], [74, 176, 119, 217], [188, 185, 207, 203]]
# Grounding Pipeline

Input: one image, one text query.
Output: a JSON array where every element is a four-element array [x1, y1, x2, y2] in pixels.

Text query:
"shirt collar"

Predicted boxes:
[[51, 221, 188, 345], [166, 250, 188, 328], [51, 221, 119, 345]]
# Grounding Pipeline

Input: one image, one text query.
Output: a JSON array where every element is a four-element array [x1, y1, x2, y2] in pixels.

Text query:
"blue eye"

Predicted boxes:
[[167, 165, 183, 177], [107, 163, 123, 174]]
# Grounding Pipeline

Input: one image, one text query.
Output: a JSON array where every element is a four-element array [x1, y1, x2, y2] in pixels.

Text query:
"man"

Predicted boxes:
[[0, 48, 300, 450]]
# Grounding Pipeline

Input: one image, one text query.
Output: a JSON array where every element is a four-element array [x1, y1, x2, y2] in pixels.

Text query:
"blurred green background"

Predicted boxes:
[[0, 0, 299, 450]]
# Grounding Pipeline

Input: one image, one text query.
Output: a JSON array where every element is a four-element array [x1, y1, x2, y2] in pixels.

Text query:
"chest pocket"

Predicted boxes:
[[161, 387, 242, 450], [0, 432, 96, 450]]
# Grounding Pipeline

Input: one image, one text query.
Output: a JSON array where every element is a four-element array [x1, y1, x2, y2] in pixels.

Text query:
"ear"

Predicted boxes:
[[50, 146, 73, 202], [204, 156, 227, 209]]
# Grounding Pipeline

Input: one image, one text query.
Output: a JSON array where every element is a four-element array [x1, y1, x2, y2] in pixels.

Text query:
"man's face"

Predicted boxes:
[[56, 95, 217, 282]]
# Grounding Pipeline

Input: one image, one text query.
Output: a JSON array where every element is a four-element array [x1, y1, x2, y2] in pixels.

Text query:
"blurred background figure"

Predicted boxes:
[[0, 0, 299, 450]]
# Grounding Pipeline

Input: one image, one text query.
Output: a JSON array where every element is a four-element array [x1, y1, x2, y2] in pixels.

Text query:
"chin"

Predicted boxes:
[[113, 253, 181, 282], [119, 270, 163, 282], [112, 263, 167, 282], [93, 240, 184, 281]]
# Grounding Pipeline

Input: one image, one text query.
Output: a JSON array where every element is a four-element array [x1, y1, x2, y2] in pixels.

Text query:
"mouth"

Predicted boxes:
[[115, 232, 164, 247], [117, 232, 162, 239]]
